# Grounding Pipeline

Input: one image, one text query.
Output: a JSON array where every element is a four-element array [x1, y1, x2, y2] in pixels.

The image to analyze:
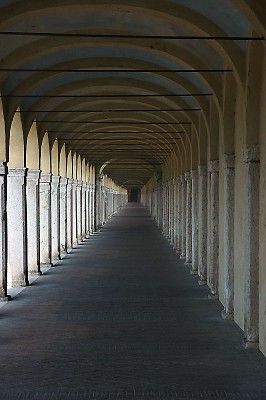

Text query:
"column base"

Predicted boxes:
[[185, 262, 192, 267], [221, 309, 234, 321], [29, 270, 42, 276], [11, 280, 29, 288], [208, 293, 219, 300], [180, 255, 186, 260], [0, 295, 12, 302], [198, 279, 207, 286], [190, 269, 198, 275], [242, 339, 259, 350]]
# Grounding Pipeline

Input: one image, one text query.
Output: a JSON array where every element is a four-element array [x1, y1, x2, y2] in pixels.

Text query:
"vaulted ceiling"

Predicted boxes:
[[0, 0, 263, 187]]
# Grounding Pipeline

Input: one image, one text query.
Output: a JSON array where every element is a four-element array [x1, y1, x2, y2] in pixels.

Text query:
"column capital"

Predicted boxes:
[[40, 172, 51, 183], [243, 144, 260, 163], [51, 175, 60, 184], [198, 165, 207, 177], [185, 171, 191, 181], [0, 162, 7, 175], [8, 167, 27, 177], [77, 180, 83, 187], [59, 176, 68, 186], [222, 154, 235, 170], [208, 160, 219, 173], [191, 169, 198, 179], [27, 169, 41, 180], [67, 178, 73, 185]]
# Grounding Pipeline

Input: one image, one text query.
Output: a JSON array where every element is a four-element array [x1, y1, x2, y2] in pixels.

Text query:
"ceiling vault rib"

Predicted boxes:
[[36, 121, 192, 125], [0, 94, 212, 98], [0, 68, 232, 73], [0, 32, 263, 40], [17, 109, 200, 113]]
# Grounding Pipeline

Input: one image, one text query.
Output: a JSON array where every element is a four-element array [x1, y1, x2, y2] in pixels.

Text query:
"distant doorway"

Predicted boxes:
[[128, 188, 140, 202]]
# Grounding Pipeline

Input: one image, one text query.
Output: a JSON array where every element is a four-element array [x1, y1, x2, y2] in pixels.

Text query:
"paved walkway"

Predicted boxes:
[[1, 203, 266, 400]]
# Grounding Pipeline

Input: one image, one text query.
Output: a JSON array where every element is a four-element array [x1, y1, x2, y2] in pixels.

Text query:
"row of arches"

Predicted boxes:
[[0, 104, 127, 296], [141, 35, 266, 356]]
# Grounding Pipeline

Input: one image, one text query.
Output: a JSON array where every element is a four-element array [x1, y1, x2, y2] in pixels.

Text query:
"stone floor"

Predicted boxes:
[[1, 203, 266, 400]]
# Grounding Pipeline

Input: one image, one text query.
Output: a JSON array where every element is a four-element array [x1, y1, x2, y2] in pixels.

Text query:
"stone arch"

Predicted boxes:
[[40, 132, 50, 173], [26, 122, 39, 170], [8, 109, 24, 168]]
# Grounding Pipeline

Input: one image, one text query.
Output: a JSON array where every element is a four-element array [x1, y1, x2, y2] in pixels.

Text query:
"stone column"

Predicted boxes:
[[66, 178, 73, 251], [191, 170, 199, 274], [243, 145, 260, 348], [81, 181, 86, 239], [208, 160, 220, 299], [185, 172, 192, 264], [181, 175, 187, 258], [156, 174, 163, 230], [95, 173, 103, 231], [76, 180, 82, 243], [176, 176, 182, 253], [7, 167, 28, 286], [198, 165, 208, 285], [50, 175, 60, 262], [172, 178, 177, 249], [221, 154, 235, 320], [91, 183, 95, 233], [72, 179, 78, 247], [39, 173, 51, 266], [86, 183, 91, 236], [0, 163, 9, 300], [170, 180, 175, 244], [59, 177, 67, 257], [26, 169, 41, 275]]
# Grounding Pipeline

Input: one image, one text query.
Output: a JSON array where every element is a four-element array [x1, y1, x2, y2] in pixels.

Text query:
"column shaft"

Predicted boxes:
[[208, 160, 219, 298], [51, 175, 60, 262], [72, 179, 78, 246], [222, 154, 235, 320], [26, 169, 41, 274], [7, 168, 28, 286], [39, 173, 51, 266], [0, 163, 8, 299], [66, 178, 73, 251], [191, 170, 199, 274], [243, 146, 260, 348], [185, 172, 192, 264], [181, 175, 187, 258], [198, 165, 208, 284], [59, 177, 67, 257]]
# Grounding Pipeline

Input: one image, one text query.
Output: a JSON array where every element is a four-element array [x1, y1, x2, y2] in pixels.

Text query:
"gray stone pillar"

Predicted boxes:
[[76, 180, 82, 243], [156, 175, 163, 230], [208, 160, 220, 299], [59, 177, 67, 257], [185, 172, 192, 264], [172, 178, 178, 249], [95, 173, 103, 231], [39, 173, 51, 267], [191, 170, 199, 274], [66, 178, 73, 251], [51, 175, 60, 262], [7, 167, 28, 286], [81, 181, 86, 238], [0, 163, 9, 300], [243, 145, 260, 348], [72, 179, 78, 247], [176, 176, 182, 253], [181, 175, 187, 258], [26, 169, 41, 275], [198, 165, 208, 284], [221, 154, 235, 320]]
